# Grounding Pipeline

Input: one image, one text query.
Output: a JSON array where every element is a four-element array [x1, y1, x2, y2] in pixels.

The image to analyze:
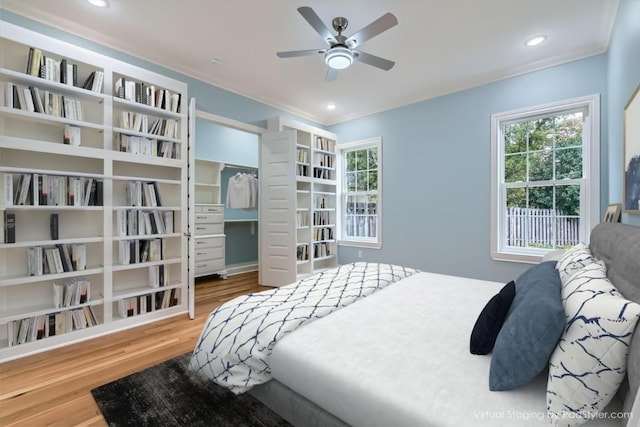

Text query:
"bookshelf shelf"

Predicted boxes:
[[0, 22, 189, 361]]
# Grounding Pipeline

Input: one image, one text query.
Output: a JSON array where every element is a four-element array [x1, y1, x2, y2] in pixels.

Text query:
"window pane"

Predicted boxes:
[[346, 151, 356, 171], [528, 118, 553, 151], [368, 170, 378, 191], [504, 123, 528, 154], [506, 187, 526, 207], [555, 113, 583, 148], [505, 154, 526, 182], [368, 148, 377, 169], [556, 147, 582, 179], [346, 172, 356, 191], [356, 171, 368, 191], [356, 150, 367, 171], [556, 184, 581, 216], [529, 150, 553, 181], [345, 194, 377, 239], [528, 186, 553, 210]]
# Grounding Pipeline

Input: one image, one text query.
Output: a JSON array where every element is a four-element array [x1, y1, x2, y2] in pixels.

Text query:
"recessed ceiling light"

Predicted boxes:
[[525, 35, 547, 47], [326, 103, 336, 110], [87, 0, 110, 7]]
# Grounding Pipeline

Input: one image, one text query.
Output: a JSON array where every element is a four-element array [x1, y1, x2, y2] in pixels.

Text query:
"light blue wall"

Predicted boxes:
[[4, 4, 637, 282], [194, 121, 259, 166], [607, 0, 640, 226], [330, 55, 608, 282]]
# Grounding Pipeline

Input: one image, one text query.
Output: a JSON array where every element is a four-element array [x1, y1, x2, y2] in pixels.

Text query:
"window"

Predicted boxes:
[[337, 137, 382, 248], [491, 95, 600, 263]]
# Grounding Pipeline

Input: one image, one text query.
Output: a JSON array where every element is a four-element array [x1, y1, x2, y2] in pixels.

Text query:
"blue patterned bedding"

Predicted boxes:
[[189, 262, 418, 393]]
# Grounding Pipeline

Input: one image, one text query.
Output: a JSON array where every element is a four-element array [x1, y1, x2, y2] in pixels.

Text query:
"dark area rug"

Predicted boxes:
[[91, 353, 291, 427]]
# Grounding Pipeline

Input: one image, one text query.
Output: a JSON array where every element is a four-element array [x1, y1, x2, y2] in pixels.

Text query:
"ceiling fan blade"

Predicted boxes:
[[345, 13, 398, 49], [325, 67, 338, 81], [297, 6, 337, 44], [277, 49, 325, 58], [355, 51, 395, 71]]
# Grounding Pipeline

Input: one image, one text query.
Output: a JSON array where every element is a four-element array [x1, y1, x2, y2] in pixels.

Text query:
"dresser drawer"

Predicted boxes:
[[195, 235, 225, 249], [195, 246, 224, 260], [195, 205, 224, 214], [195, 213, 223, 224], [195, 258, 225, 275], [194, 222, 224, 235]]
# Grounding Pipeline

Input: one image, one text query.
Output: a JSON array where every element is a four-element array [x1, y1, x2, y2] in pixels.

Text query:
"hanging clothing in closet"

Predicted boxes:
[[226, 173, 258, 209]]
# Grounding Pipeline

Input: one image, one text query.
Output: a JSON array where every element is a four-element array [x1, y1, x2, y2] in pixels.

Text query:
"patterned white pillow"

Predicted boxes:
[[547, 262, 640, 427], [555, 243, 596, 283]]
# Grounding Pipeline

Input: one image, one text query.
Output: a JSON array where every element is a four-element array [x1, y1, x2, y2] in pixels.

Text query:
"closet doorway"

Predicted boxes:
[[190, 110, 264, 306]]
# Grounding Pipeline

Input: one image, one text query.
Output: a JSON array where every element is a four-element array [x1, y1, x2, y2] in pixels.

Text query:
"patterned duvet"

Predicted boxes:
[[189, 262, 418, 393]]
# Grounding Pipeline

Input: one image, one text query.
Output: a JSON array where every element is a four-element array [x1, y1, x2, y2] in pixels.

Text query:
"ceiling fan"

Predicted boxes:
[[277, 6, 398, 81]]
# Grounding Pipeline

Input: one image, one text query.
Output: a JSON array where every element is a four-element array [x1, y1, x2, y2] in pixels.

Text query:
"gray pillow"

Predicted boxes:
[[489, 261, 565, 391]]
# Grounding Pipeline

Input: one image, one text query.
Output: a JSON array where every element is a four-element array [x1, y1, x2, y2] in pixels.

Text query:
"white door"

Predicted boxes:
[[259, 131, 297, 286]]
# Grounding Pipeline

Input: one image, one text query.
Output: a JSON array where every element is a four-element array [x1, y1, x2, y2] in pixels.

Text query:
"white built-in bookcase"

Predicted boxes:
[[260, 117, 337, 287], [0, 23, 190, 361]]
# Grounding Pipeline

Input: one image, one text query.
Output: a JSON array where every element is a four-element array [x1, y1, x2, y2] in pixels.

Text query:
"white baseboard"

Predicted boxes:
[[226, 261, 258, 276]]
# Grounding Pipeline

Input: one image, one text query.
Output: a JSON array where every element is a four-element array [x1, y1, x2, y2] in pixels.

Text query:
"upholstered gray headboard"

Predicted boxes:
[[589, 222, 640, 417]]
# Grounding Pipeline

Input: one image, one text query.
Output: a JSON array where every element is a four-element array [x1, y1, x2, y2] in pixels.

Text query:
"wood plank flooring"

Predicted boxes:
[[0, 271, 269, 426]]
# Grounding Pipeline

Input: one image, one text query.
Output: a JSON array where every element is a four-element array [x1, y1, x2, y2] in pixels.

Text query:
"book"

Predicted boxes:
[[63, 125, 81, 146], [50, 213, 59, 240], [4, 212, 15, 244], [3, 174, 13, 206]]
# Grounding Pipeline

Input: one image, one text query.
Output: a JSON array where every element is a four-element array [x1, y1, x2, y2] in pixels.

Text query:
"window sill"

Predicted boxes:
[[338, 240, 382, 249], [491, 251, 543, 264]]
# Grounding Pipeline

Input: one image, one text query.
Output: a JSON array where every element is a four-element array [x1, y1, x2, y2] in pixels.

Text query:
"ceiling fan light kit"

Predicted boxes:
[[277, 6, 397, 80], [325, 46, 353, 69]]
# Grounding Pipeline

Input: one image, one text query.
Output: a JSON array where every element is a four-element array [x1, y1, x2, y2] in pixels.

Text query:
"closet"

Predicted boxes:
[[192, 111, 262, 277]]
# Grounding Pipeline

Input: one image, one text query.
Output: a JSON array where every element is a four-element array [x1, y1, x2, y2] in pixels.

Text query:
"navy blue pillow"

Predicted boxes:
[[470, 281, 516, 355], [489, 261, 565, 391]]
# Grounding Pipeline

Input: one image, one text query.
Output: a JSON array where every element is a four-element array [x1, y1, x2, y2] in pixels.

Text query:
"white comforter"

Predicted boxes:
[[269, 272, 623, 427], [189, 263, 418, 393]]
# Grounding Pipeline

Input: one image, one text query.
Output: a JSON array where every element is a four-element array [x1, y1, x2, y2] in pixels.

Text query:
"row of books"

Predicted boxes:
[[118, 238, 164, 265], [117, 135, 179, 159], [27, 244, 87, 276], [313, 227, 334, 241], [53, 277, 90, 308], [9, 306, 98, 346], [297, 148, 309, 164], [4, 173, 103, 206], [296, 244, 309, 261], [25, 47, 104, 92], [117, 288, 179, 318], [296, 164, 309, 177], [116, 209, 174, 236], [313, 167, 335, 180], [114, 77, 181, 112], [149, 264, 169, 288], [125, 180, 163, 207], [314, 153, 334, 169], [315, 137, 335, 152], [5, 83, 84, 120], [313, 211, 332, 226], [296, 211, 309, 227], [314, 196, 330, 209], [313, 242, 332, 258]]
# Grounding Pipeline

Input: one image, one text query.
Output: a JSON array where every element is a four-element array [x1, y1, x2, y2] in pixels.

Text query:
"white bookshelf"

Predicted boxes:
[[260, 117, 337, 287], [0, 23, 189, 361]]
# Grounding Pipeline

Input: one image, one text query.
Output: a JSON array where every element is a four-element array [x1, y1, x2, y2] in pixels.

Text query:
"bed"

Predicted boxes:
[[190, 222, 640, 426]]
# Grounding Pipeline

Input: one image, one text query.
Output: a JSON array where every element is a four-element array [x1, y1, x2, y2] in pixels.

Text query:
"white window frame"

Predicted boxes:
[[337, 137, 382, 249], [490, 95, 600, 263]]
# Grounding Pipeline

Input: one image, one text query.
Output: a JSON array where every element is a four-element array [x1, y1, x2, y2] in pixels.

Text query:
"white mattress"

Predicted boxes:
[[269, 272, 623, 427]]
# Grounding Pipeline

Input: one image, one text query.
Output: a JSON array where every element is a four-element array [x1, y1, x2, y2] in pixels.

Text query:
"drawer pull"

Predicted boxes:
[[196, 264, 207, 268], [196, 252, 206, 256]]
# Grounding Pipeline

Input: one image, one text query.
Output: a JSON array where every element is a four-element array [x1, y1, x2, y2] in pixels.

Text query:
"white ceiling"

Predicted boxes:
[[1, 0, 619, 125]]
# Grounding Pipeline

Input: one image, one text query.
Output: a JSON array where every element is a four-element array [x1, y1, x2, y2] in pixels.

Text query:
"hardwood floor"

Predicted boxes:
[[0, 271, 269, 426]]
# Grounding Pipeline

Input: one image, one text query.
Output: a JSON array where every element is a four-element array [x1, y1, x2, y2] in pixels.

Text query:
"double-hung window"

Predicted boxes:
[[490, 95, 600, 262], [337, 137, 382, 248]]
